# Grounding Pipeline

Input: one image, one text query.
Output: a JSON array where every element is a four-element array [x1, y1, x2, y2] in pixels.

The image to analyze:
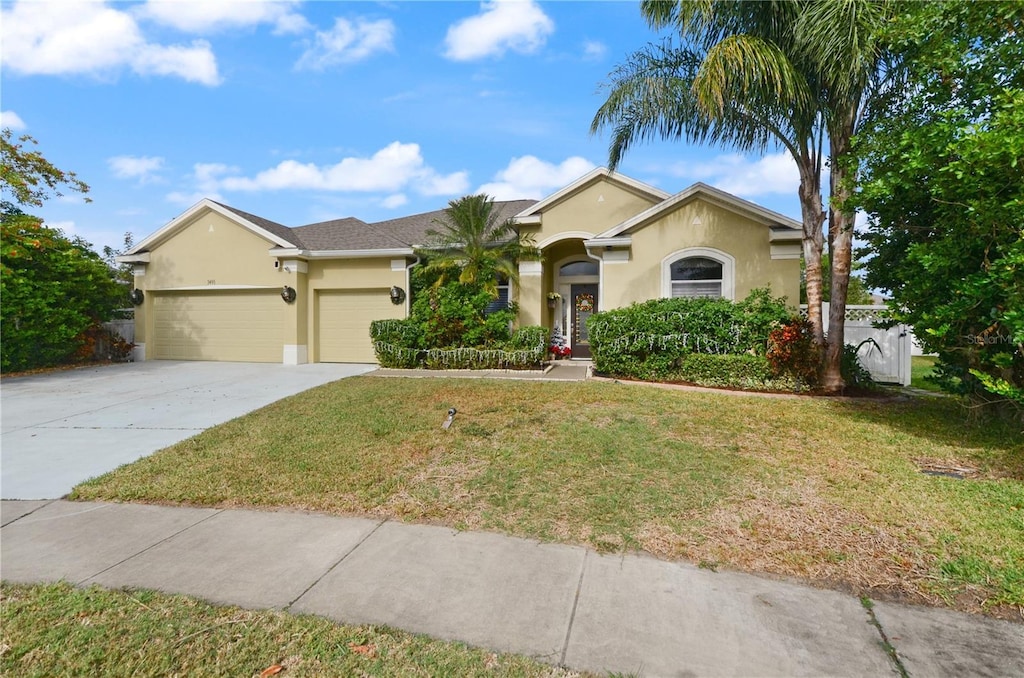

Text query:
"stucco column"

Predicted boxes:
[[281, 260, 308, 364], [518, 260, 543, 327], [133, 265, 149, 362]]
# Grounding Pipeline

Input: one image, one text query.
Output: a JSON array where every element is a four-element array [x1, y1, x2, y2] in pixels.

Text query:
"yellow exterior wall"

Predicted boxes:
[[138, 208, 300, 361], [143, 211, 282, 289], [306, 258, 407, 292], [603, 200, 800, 310], [525, 177, 662, 245], [519, 178, 662, 326]]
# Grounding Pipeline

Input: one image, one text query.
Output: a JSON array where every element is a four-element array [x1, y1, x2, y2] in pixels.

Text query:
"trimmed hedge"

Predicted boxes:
[[588, 288, 790, 381], [371, 320, 547, 370]]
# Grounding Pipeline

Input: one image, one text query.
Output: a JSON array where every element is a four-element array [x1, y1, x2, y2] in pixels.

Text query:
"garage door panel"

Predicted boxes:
[[317, 289, 404, 363], [153, 291, 282, 362]]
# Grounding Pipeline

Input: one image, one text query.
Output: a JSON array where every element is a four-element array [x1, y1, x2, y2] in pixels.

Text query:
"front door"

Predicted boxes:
[[570, 284, 598, 359]]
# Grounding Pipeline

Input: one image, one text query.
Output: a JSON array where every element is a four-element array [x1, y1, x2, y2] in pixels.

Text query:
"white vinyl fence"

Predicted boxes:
[[803, 303, 911, 386]]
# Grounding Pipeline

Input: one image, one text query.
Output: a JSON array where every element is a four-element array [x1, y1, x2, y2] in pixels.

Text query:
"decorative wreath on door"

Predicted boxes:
[[576, 294, 594, 313]]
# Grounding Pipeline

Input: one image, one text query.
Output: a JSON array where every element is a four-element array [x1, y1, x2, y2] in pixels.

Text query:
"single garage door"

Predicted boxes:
[[317, 289, 403, 363], [153, 290, 282, 362]]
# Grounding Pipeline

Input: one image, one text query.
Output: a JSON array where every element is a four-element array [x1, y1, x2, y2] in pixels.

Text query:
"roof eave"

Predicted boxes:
[[270, 247, 415, 259]]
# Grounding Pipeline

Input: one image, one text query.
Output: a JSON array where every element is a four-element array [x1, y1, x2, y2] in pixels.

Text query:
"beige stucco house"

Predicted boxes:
[[119, 168, 802, 363]]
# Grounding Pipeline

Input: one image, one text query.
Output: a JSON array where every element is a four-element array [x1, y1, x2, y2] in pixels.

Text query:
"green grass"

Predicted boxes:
[[0, 582, 587, 678], [72, 377, 1024, 617], [911, 355, 944, 392]]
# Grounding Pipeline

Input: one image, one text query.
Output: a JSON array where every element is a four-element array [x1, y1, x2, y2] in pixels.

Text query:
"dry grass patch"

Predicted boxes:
[[72, 377, 1024, 619], [1, 582, 588, 677]]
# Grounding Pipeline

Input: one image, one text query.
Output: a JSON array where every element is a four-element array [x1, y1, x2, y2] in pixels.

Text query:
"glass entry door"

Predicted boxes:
[[569, 283, 598, 359]]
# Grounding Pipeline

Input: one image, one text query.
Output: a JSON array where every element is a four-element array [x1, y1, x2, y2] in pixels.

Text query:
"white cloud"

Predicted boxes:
[[137, 1, 311, 35], [166, 162, 237, 204], [193, 143, 468, 197], [477, 155, 596, 200], [1, 110, 27, 130], [296, 17, 394, 70], [582, 40, 606, 61], [444, 0, 554, 61], [108, 155, 165, 183], [670, 152, 800, 198], [381, 194, 408, 209], [419, 170, 471, 196], [0, 1, 221, 85], [133, 40, 219, 84]]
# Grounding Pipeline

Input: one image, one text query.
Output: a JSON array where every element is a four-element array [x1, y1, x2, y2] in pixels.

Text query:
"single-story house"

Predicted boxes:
[[118, 167, 802, 363]]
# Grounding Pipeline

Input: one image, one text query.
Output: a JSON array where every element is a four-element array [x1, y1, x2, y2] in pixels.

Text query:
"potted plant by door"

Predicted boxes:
[[546, 291, 561, 309]]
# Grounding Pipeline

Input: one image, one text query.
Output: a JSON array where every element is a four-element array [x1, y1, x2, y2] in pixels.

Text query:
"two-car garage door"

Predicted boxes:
[[152, 290, 282, 362], [151, 288, 402, 363]]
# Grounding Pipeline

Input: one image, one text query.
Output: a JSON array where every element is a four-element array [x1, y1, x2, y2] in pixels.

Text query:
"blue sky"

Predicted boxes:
[[2, 0, 803, 254]]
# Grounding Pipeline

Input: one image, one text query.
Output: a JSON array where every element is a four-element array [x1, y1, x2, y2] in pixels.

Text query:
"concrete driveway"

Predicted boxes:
[[1, 361, 375, 500]]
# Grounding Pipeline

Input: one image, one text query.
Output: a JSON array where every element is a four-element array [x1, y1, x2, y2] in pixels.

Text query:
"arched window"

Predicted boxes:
[[662, 248, 735, 300]]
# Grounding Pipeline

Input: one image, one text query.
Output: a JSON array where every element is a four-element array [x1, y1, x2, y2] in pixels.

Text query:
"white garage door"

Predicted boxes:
[[153, 290, 282, 362], [317, 289, 403, 363]]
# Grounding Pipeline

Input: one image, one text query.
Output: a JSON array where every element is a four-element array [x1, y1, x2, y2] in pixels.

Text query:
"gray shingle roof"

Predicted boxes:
[[370, 200, 537, 248], [213, 198, 538, 253], [292, 217, 408, 251], [213, 202, 305, 248]]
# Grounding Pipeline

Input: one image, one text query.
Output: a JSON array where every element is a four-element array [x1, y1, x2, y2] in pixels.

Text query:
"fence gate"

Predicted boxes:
[[804, 303, 911, 386]]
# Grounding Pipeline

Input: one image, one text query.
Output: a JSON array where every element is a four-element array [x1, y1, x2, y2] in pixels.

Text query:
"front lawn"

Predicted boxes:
[[911, 355, 944, 392], [72, 377, 1024, 618], [0, 582, 585, 678]]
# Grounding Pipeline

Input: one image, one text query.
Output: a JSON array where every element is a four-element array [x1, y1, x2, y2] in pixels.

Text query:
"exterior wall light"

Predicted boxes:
[[389, 286, 406, 305], [129, 289, 145, 305], [281, 286, 297, 303]]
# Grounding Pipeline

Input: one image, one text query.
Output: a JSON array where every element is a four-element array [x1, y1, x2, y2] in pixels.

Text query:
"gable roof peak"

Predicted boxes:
[[594, 182, 803, 240], [514, 167, 670, 219]]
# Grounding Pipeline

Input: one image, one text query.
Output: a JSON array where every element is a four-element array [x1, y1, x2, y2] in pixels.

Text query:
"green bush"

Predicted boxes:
[[588, 288, 790, 380], [1, 214, 123, 372], [370, 318, 422, 368], [841, 341, 877, 389], [371, 316, 547, 370], [675, 354, 773, 386]]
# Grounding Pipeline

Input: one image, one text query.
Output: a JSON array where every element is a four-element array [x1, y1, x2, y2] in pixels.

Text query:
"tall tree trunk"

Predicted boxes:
[[822, 111, 858, 392], [797, 157, 826, 350]]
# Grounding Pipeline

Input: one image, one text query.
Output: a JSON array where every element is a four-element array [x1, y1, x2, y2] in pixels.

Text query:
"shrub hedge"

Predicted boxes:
[[588, 288, 790, 381], [371, 320, 547, 370]]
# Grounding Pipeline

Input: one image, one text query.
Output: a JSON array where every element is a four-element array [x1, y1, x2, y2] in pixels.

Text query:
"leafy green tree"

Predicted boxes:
[[854, 1, 1024, 415], [592, 0, 894, 391], [1, 129, 120, 372], [417, 193, 538, 297], [1, 129, 90, 207]]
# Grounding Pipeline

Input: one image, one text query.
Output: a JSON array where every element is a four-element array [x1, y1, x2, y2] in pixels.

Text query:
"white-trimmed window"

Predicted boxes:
[[661, 248, 735, 300], [485, 276, 511, 315]]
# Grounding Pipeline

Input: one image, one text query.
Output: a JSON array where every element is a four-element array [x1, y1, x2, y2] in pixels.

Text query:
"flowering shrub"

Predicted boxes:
[[766, 318, 821, 386]]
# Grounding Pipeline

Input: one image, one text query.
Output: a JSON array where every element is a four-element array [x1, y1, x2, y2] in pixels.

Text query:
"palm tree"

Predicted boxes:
[[591, 1, 830, 353], [794, 0, 892, 390], [417, 194, 538, 298], [592, 0, 892, 391]]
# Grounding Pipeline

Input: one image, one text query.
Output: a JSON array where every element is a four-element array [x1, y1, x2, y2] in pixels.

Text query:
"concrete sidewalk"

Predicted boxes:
[[2, 500, 1021, 677]]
